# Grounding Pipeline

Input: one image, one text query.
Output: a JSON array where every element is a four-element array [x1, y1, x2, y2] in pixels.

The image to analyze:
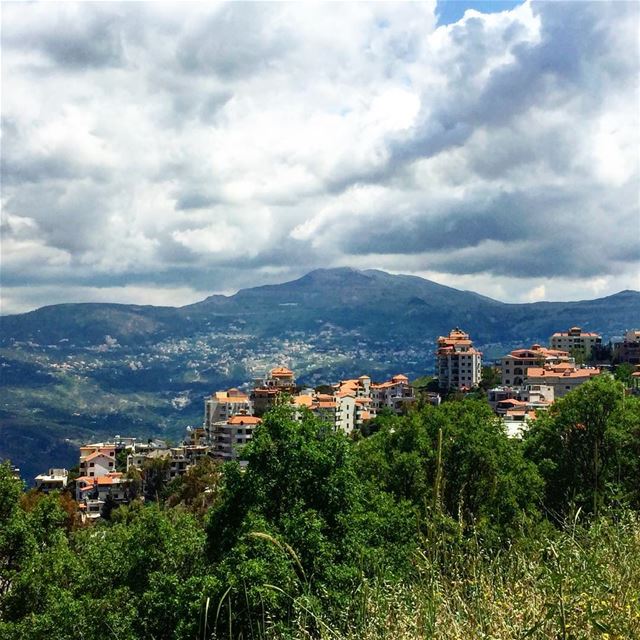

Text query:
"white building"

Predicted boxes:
[[370, 374, 415, 412], [79, 451, 116, 478], [34, 468, 68, 493], [436, 328, 482, 391], [204, 388, 253, 440]]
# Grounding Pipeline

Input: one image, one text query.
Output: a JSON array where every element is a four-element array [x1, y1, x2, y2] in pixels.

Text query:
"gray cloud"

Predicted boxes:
[[1, 1, 638, 313]]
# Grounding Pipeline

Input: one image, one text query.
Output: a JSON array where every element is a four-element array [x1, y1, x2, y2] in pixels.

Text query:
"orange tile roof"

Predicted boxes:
[[270, 366, 294, 377], [526, 366, 600, 380], [82, 451, 113, 463], [227, 415, 262, 426], [291, 395, 315, 408], [215, 390, 250, 403]]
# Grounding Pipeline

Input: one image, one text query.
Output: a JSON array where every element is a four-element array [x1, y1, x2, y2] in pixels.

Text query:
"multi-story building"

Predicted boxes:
[[79, 451, 116, 478], [252, 367, 298, 415], [488, 384, 554, 412], [500, 344, 573, 386], [436, 328, 482, 391], [204, 388, 253, 439], [34, 468, 68, 493], [550, 326, 602, 359], [614, 329, 640, 365], [370, 374, 416, 412], [524, 363, 600, 398], [75, 473, 127, 502], [210, 415, 262, 461]]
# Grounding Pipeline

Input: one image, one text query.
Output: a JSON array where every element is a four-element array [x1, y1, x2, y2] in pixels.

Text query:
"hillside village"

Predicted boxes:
[[29, 325, 640, 522]]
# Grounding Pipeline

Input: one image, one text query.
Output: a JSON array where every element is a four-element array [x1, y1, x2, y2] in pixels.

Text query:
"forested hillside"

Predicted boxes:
[[2, 268, 639, 482], [1, 376, 639, 639]]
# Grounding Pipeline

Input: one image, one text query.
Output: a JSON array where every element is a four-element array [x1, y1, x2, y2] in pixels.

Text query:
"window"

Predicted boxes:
[[89, 462, 94, 467]]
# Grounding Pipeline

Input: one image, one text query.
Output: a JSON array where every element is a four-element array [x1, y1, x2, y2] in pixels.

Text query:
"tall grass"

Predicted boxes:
[[232, 513, 640, 640]]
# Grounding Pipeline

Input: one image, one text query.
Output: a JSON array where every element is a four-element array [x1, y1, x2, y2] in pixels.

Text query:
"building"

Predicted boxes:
[[252, 367, 298, 415], [524, 363, 601, 399], [488, 384, 554, 412], [34, 468, 68, 493], [500, 344, 573, 386], [370, 374, 416, 412], [550, 326, 602, 359], [79, 451, 116, 478], [75, 472, 127, 502], [204, 388, 253, 439], [210, 415, 262, 460], [436, 328, 482, 391], [614, 329, 640, 365]]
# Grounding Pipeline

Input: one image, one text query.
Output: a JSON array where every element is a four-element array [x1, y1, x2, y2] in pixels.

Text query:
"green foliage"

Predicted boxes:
[[524, 375, 640, 517], [355, 401, 543, 542], [205, 406, 419, 633], [614, 362, 635, 386], [478, 365, 501, 391], [1, 379, 639, 638]]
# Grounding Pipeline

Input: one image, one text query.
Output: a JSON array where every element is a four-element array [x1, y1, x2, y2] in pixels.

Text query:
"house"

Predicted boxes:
[[489, 384, 553, 413], [75, 472, 126, 502], [500, 344, 573, 386], [550, 327, 602, 359], [34, 468, 68, 493], [79, 451, 116, 478], [436, 328, 482, 391]]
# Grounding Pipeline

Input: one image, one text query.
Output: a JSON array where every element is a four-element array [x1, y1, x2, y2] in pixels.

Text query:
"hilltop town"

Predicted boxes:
[[26, 325, 640, 522]]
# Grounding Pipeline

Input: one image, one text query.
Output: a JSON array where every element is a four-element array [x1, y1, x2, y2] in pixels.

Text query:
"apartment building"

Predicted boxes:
[[436, 328, 482, 391], [614, 329, 640, 365], [550, 326, 602, 359], [524, 363, 601, 398], [500, 344, 573, 386], [204, 388, 253, 439], [210, 415, 262, 460], [370, 374, 416, 412], [252, 366, 298, 414]]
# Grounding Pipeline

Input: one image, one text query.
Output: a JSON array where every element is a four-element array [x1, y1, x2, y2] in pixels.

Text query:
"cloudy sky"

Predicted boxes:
[[2, 1, 639, 314]]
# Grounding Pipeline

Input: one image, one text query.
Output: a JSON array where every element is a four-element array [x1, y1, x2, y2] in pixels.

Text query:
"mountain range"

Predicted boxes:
[[2, 267, 639, 481]]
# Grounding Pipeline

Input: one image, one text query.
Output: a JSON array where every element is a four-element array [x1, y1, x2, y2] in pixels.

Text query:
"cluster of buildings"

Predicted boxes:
[[204, 366, 421, 459], [30, 324, 639, 518]]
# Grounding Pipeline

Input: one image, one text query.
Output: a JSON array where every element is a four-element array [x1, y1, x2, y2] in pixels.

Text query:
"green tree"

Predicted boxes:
[[524, 375, 639, 517], [355, 400, 543, 542], [614, 362, 634, 387], [206, 405, 418, 633]]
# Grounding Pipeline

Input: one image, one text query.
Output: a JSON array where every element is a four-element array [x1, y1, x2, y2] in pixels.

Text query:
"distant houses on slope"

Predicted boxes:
[[30, 323, 640, 521]]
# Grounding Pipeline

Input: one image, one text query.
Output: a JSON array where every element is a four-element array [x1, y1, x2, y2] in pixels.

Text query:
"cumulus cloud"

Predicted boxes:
[[1, 1, 638, 314]]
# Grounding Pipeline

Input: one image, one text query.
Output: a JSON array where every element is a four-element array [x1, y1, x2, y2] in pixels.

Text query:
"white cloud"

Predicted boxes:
[[1, 0, 638, 311]]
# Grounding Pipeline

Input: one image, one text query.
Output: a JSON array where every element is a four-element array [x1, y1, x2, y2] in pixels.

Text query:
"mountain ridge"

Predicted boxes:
[[2, 268, 638, 481]]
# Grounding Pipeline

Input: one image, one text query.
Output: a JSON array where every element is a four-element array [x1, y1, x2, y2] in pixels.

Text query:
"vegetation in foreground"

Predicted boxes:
[[1, 376, 639, 639]]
